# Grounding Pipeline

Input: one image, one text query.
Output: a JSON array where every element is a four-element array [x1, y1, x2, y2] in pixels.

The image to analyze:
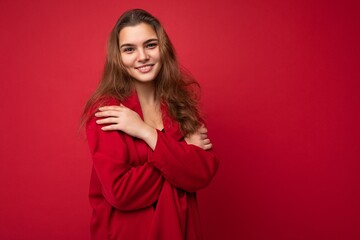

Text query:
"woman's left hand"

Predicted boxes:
[[185, 124, 213, 150], [95, 104, 149, 139]]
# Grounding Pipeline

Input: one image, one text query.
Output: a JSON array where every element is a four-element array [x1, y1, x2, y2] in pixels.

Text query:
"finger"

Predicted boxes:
[[96, 117, 119, 125], [203, 143, 213, 150], [198, 127, 208, 134], [95, 110, 120, 117], [98, 105, 124, 111], [203, 138, 211, 145], [101, 124, 119, 131], [200, 133, 208, 139]]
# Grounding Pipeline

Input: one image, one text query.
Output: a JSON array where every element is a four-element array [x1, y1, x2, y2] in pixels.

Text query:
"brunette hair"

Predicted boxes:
[[81, 9, 201, 135]]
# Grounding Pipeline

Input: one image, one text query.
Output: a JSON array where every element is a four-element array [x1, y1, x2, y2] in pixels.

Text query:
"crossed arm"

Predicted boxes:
[[95, 104, 213, 151], [87, 103, 218, 210]]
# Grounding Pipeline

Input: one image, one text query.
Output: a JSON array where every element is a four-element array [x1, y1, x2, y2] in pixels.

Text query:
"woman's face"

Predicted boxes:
[[119, 23, 162, 84]]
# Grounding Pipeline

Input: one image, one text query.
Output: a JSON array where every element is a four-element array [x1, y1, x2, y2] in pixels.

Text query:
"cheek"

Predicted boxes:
[[154, 52, 162, 66], [120, 54, 134, 68], [155, 50, 161, 62]]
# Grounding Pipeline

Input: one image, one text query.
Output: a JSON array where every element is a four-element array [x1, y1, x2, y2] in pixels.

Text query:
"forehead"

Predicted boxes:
[[119, 23, 158, 45]]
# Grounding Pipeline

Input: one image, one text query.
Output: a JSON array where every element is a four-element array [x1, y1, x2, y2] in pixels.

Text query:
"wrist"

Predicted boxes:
[[140, 124, 158, 150]]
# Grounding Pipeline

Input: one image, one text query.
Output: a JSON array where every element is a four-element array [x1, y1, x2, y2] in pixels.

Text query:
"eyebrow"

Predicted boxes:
[[120, 38, 159, 48]]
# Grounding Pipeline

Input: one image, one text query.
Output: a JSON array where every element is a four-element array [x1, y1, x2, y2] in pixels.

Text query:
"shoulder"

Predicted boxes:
[[88, 96, 120, 115], [84, 96, 120, 128]]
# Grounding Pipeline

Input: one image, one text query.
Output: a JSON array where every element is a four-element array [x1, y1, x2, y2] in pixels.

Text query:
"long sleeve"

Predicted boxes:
[[86, 116, 164, 211], [148, 130, 219, 193]]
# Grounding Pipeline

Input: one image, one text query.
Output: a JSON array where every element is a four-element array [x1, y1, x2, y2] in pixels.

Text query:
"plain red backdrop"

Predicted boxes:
[[1, 0, 359, 239]]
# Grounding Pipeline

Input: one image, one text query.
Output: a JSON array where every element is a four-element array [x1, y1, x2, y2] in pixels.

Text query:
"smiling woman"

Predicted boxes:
[[81, 9, 219, 240]]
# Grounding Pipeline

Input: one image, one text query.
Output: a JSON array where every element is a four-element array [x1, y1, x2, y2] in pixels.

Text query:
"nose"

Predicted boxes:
[[137, 48, 149, 62]]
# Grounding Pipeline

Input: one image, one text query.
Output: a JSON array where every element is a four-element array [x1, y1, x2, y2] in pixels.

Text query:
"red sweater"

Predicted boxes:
[[86, 91, 219, 240]]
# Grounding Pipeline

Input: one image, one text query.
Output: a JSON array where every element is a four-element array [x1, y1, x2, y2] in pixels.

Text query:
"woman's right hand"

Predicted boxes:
[[95, 104, 147, 138], [185, 125, 213, 150], [94, 104, 158, 150]]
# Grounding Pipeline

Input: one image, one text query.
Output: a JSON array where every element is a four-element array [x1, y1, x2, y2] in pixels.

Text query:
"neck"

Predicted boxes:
[[134, 81, 157, 105]]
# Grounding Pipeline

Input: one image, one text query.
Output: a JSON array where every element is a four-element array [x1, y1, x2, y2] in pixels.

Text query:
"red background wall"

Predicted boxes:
[[1, 0, 359, 239]]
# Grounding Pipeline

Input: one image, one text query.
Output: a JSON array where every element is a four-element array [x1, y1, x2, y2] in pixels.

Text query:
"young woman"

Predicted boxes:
[[82, 9, 219, 240]]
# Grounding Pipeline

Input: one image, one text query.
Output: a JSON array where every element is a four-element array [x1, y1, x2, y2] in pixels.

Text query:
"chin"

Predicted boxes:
[[131, 77, 155, 84]]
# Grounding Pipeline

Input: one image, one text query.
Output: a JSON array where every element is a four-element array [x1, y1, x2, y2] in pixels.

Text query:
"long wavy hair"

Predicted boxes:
[[81, 9, 201, 136]]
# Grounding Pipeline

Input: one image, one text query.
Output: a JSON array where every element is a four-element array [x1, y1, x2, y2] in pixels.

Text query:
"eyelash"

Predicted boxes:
[[123, 47, 134, 53], [146, 43, 158, 48]]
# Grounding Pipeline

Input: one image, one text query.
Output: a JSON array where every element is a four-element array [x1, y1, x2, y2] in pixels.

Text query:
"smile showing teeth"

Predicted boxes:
[[136, 65, 153, 73]]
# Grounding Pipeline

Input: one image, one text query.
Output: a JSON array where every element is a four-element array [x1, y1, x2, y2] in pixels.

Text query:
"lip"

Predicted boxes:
[[135, 64, 155, 73]]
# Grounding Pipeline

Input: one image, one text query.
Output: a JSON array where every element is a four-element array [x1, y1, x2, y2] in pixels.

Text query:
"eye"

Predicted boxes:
[[146, 43, 158, 49], [123, 47, 134, 53]]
